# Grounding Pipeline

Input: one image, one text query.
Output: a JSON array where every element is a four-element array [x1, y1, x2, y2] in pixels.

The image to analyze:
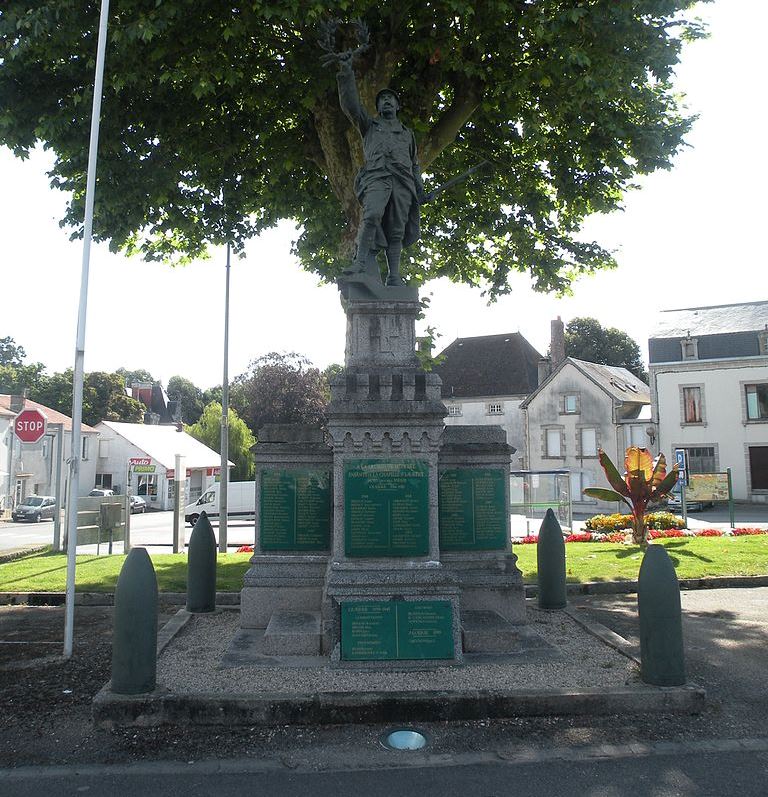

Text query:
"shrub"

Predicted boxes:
[[585, 511, 684, 533]]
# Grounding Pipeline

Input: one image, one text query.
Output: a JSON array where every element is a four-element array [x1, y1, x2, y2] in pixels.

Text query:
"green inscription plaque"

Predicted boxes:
[[260, 469, 331, 551], [341, 600, 454, 661], [344, 459, 429, 557], [438, 468, 507, 551]]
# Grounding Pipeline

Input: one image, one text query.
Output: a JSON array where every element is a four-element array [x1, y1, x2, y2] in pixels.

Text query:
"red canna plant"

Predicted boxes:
[[584, 447, 680, 546]]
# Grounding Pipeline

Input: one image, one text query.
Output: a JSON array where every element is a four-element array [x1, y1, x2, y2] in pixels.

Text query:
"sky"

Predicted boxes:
[[1, 0, 765, 392]]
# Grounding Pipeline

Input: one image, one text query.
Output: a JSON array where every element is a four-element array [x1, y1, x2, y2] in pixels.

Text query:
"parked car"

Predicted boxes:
[[89, 488, 115, 497], [129, 495, 147, 514], [12, 495, 56, 523]]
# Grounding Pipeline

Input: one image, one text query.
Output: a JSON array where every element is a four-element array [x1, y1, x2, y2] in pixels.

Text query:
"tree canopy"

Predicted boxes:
[[167, 374, 205, 425], [564, 316, 647, 381], [186, 401, 255, 481], [231, 352, 328, 434], [0, 1, 705, 296]]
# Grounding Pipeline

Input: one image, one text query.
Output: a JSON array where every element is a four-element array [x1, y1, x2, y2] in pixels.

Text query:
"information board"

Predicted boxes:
[[344, 459, 429, 557], [260, 469, 331, 551], [438, 468, 507, 551], [341, 600, 454, 661]]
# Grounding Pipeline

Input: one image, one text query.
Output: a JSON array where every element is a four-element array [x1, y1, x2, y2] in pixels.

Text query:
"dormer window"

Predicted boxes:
[[759, 328, 768, 356], [681, 335, 698, 361]]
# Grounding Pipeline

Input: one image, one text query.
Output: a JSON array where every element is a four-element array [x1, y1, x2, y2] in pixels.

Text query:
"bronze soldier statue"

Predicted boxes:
[[333, 52, 427, 286]]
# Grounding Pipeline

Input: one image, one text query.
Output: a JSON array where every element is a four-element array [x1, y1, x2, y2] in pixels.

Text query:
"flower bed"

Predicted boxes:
[[585, 511, 685, 533], [514, 527, 768, 544]]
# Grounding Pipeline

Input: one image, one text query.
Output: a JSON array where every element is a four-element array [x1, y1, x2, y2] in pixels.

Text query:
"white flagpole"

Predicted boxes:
[[64, 0, 111, 659]]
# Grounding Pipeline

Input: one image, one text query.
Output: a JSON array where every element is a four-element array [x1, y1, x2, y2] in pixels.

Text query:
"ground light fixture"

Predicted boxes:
[[381, 728, 428, 750]]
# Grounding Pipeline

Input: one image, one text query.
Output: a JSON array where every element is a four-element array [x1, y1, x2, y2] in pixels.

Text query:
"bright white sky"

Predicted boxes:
[[1, 0, 764, 391]]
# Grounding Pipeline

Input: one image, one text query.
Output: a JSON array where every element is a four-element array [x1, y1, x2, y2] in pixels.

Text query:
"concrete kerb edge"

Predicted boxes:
[[6, 574, 768, 606], [562, 605, 641, 665], [92, 682, 707, 729]]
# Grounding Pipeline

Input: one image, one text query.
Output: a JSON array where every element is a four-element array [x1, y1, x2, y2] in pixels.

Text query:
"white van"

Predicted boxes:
[[185, 481, 256, 526]]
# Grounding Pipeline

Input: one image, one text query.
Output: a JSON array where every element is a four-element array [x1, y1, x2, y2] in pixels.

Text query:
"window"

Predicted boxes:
[[681, 336, 698, 360], [759, 330, 768, 356], [745, 384, 768, 421], [487, 402, 504, 415], [749, 447, 768, 490], [95, 473, 113, 489], [546, 429, 562, 457], [447, 405, 462, 417], [81, 436, 89, 460], [682, 387, 703, 424], [685, 446, 716, 474], [626, 425, 646, 448], [563, 394, 578, 414], [570, 471, 595, 502], [579, 428, 597, 457]]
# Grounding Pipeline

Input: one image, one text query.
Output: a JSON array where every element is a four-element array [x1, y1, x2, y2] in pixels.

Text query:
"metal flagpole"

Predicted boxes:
[[63, 0, 111, 659], [219, 242, 231, 553]]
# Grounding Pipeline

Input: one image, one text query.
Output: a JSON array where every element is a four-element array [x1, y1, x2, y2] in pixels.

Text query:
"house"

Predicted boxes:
[[520, 358, 653, 514], [0, 394, 100, 509], [94, 421, 232, 510], [433, 331, 543, 464], [649, 301, 768, 503]]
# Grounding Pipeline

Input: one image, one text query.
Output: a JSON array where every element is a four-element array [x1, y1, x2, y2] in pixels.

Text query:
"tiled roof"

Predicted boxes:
[[570, 359, 650, 403], [434, 333, 543, 398], [651, 301, 768, 338], [0, 395, 98, 433], [98, 421, 232, 470]]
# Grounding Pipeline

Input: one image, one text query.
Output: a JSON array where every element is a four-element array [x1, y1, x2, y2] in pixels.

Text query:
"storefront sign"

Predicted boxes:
[[344, 459, 429, 557]]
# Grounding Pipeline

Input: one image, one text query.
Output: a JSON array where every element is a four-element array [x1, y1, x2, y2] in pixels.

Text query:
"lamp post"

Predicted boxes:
[[219, 242, 231, 553]]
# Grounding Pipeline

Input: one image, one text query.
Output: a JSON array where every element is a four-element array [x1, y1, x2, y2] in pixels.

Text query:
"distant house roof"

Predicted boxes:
[[651, 301, 768, 338], [98, 421, 232, 470], [434, 333, 543, 399], [520, 358, 650, 409], [0, 395, 98, 433]]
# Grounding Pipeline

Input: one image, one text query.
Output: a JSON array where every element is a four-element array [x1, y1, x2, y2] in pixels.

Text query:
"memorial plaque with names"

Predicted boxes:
[[341, 600, 454, 661], [438, 468, 507, 551], [260, 469, 331, 551], [344, 459, 429, 557]]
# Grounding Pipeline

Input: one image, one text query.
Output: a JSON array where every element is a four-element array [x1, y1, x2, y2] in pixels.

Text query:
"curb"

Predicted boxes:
[[4, 574, 768, 606], [0, 545, 48, 565], [92, 682, 706, 728]]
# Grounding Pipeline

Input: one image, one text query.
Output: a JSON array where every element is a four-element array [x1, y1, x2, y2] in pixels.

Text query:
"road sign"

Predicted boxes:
[[14, 408, 48, 444], [674, 448, 688, 485]]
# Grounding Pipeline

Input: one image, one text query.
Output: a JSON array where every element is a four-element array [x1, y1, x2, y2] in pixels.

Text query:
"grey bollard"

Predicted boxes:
[[638, 543, 686, 686], [111, 547, 158, 695], [537, 508, 567, 609], [186, 511, 217, 613]]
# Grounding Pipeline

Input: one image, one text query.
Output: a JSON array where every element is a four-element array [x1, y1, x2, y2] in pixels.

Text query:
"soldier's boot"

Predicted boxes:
[[343, 223, 377, 276], [385, 244, 404, 286]]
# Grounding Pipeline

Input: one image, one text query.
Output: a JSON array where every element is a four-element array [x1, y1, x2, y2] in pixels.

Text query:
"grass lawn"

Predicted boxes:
[[1, 536, 767, 593]]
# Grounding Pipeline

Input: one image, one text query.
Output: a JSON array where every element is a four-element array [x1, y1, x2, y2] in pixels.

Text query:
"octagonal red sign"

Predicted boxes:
[[14, 408, 48, 444]]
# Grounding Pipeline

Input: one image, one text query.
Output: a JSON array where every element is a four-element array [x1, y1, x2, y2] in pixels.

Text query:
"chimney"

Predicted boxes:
[[10, 390, 28, 412], [537, 357, 552, 387], [550, 316, 565, 366]]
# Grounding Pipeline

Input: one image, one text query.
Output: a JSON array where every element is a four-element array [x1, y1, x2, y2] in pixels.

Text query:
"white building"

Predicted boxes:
[[94, 421, 232, 511], [521, 358, 653, 514], [0, 394, 99, 509], [433, 331, 543, 466], [649, 301, 768, 503]]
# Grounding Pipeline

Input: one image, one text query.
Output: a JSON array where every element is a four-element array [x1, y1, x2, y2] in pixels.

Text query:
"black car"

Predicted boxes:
[[12, 495, 57, 523]]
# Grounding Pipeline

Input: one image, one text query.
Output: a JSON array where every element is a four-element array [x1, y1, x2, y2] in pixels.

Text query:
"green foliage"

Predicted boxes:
[[167, 375, 205, 424], [185, 401, 255, 481], [115, 367, 155, 386], [31, 370, 145, 426], [230, 352, 328, 434], [0, 1, 707, 296], [564, 317, 647, 380], [0, 336, 26, 367], [585, 511, 685, 533]]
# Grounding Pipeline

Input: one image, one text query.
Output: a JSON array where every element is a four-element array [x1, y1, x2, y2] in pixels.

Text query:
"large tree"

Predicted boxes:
[[167, 374, 205, 425], [0, 2, 704, 295], [231, 352, 328, 434], [564, 317, 647, 381]]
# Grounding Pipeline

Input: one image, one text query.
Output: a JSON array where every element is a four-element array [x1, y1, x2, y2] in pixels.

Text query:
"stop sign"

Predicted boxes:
[[14, 408, 48, 444]]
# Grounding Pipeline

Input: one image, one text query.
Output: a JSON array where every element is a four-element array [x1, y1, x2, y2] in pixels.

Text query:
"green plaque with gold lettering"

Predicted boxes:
[[341, 600, 454, 661], [438, 468, 507, 551], [260, 469, 331, 551], [344, 459, 429, 557]]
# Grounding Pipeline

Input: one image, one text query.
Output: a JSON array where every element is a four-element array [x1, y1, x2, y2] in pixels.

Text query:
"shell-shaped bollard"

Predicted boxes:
[[186, 511, 217, 613], [111, 547, 158, 695], [537, 508, 567, 609], [638, 543, 686, 686]]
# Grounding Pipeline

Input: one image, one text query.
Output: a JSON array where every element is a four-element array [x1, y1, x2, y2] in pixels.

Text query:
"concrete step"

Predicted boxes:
[[461, 609, 521, 653], [262, 611, 322, 656]]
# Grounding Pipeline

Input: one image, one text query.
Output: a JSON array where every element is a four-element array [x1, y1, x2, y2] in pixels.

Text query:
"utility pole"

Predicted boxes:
[[219, 242, 231, 553]]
